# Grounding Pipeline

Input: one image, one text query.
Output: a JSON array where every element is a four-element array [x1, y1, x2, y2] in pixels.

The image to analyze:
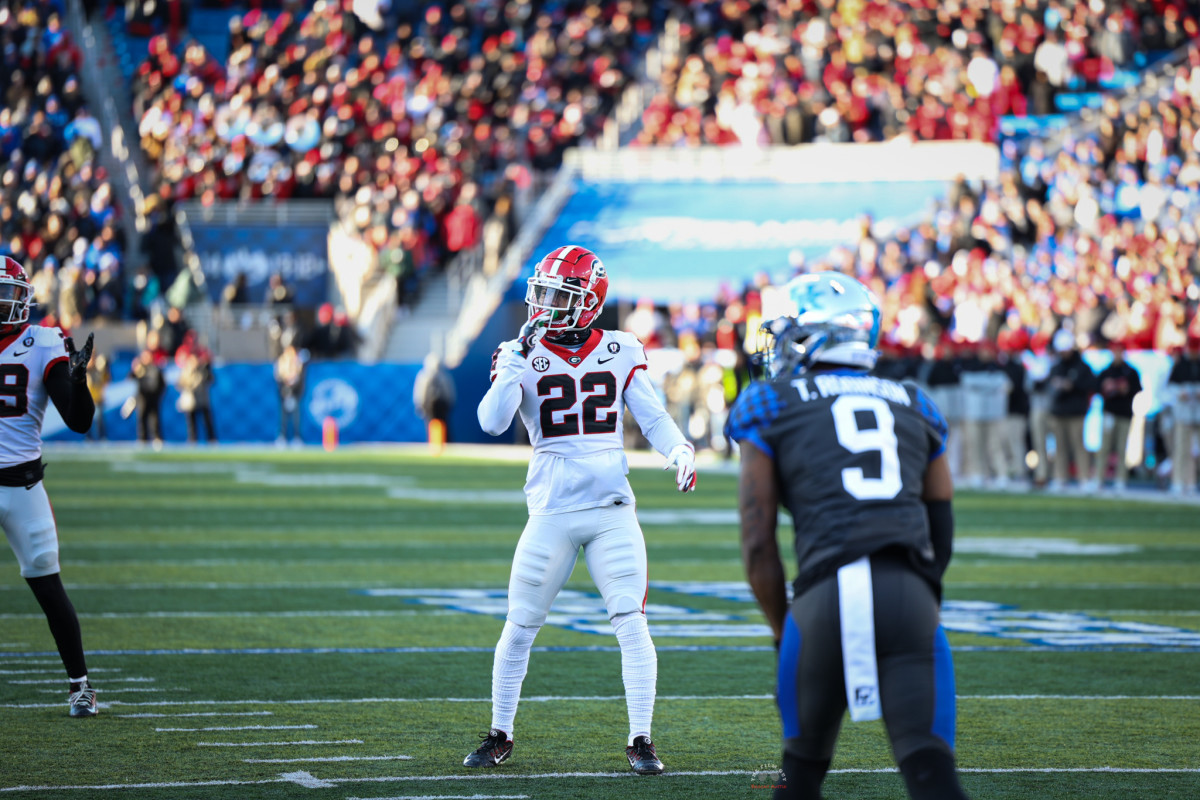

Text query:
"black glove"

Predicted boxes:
[[517, 313, 549, 356], [64, 333, 93, 384]]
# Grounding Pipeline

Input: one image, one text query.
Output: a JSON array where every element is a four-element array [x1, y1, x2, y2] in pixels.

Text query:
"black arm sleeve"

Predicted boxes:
[[46, 361, 95, 435], [925, 499, 954, 580]]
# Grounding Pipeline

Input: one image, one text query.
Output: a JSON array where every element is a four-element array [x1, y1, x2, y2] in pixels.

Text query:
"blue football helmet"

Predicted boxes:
[[755, 272, 881, 378]]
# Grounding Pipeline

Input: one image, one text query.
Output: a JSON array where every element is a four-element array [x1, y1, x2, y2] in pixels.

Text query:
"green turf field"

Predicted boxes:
[[1, 447, 1197, 799]]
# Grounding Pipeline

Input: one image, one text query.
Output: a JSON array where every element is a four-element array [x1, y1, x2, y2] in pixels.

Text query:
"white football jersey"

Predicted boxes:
[[479, 329, 689, 515], [0, 324, 69, 467]]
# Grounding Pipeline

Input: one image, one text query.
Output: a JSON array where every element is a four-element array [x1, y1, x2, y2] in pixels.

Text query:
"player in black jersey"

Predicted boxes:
[[727, 273, 970, 800]]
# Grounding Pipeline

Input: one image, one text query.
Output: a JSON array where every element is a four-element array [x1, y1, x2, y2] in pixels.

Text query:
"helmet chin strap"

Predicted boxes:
[[545, 327, 590, 346]]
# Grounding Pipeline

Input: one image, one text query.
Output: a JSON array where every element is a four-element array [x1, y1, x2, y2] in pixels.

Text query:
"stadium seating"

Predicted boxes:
[[121, 1, 662, 307], [0, 0, 127, 328], [636, 0, 1193, 146]]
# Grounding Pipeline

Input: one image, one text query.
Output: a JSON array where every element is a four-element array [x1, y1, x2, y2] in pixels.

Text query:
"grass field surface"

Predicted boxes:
[[0, 446, 1197, 799]]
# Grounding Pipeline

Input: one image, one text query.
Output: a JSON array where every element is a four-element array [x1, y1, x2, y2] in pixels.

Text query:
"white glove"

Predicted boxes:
[[664, 444, 696, 492]]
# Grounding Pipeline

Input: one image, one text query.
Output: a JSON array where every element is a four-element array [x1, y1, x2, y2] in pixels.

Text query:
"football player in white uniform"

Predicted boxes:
[[0, 256, 98, 716], [464, 245, 696, 775]]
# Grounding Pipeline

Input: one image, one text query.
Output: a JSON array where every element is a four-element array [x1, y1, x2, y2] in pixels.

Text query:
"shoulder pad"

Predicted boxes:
[[726, 381, 783, 442], [607, 330, 645, 349], [909, 383, 949, 441], [32, 325, 67, 348]]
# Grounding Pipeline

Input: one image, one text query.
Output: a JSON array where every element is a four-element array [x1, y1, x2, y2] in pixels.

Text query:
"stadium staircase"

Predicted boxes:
[[379, 267, 464, 364], [379, 170, 576, 367]]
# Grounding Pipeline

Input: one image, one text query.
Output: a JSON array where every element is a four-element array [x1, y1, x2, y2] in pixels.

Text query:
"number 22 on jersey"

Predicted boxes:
[[538, 372, 617, 437]]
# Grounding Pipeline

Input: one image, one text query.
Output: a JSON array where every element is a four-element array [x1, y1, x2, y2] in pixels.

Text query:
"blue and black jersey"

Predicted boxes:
[[726, 367, 949, 597]]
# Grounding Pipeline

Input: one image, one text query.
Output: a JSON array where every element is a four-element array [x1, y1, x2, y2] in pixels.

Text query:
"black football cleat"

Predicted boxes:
[[68, 683, 98, 718], [626, 735, 664, 775], [463, 729, 513, 767]]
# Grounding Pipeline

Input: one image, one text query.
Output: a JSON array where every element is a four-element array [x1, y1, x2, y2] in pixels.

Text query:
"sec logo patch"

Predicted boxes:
[[607, 342, 620, 354], [532, 356, 550, 372]]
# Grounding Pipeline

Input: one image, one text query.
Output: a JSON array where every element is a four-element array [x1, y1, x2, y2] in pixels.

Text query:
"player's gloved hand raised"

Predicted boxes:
[[518, 311, 552, 356], [64, 333, 93, 384], [664, 444, 697, 492]]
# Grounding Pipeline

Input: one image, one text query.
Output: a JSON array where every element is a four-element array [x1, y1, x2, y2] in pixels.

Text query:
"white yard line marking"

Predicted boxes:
[[280, 771, 334, 789], [108, 461, 256, 474], [196, 739, 363, 748], [962, 694, 1200, 700], [35, 687, 178, 694], [7, 693, 1199, 710], [12, 677, 153, 685], [60, 559, 513, 568], [1077, 610, 1200, 616], [953, 583, 1200, 589], [1, 582, 437, 591], [4, 768, 1199, 792], [156, 724, 317, 732], [830, 768, 1200, 774], [386, 487, 526, 504], [0, 779, 284, 792], [242, 756, 413, 764], [346, 796, 530, 800], [0, 668, 121, 675], [234, 471, 416, 489], [0, 610, 459, 620], [119, 711, 273, 718]]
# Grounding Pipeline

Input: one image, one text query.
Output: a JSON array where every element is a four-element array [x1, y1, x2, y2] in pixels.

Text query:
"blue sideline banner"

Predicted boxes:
[[522, 179, 947, 303], [189, 223, 330, 307], [48, 362, 425, 444]]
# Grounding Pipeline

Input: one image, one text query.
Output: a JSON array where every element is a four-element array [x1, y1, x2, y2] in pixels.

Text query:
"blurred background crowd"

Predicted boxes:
[[638, 0, 1199, 146], [1, 0, 126, 327], [128, 0, 661, 306]]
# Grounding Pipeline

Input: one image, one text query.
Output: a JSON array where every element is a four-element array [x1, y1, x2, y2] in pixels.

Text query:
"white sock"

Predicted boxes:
[[69, 675, 88, 688], [612, 612, 657, 746], [490, 620, 540, 739]]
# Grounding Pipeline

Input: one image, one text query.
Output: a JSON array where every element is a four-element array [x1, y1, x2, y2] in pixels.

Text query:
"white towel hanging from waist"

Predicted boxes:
[[838, 556, 881, 722]]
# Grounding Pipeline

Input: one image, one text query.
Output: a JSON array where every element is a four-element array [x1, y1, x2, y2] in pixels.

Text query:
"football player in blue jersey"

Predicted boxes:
[[727, 273, 971, 800]]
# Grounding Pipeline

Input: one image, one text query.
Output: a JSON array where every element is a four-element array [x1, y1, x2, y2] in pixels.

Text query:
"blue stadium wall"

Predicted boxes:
[[48, 361, 426, 445]]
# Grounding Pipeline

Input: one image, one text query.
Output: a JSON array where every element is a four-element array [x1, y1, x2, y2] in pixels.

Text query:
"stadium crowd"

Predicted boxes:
[[638, 0, 1198, 146], [621, 35, 1200, 493], [129, 0, 662, 305], [0, 0, 128, 329]]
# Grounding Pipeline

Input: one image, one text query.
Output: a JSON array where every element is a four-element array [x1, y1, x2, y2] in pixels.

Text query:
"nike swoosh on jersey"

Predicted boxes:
[[598, 357, 614, 364], [11, 350, 28, 357]]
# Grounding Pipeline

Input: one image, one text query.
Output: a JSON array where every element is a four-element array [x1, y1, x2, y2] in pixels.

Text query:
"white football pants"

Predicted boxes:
[[0, 482, 60, 578], [506, 503, 648, 627], [493, 502, 655, 739]]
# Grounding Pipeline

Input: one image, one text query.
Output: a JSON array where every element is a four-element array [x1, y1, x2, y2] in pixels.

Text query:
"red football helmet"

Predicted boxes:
[[525, 245, 609, 333], [0, 256, 32, 330]]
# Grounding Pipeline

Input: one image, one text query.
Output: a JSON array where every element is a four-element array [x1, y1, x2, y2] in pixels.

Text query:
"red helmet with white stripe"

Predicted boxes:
[[0, 256, 33, 330], [525, 245, 609, 333]]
